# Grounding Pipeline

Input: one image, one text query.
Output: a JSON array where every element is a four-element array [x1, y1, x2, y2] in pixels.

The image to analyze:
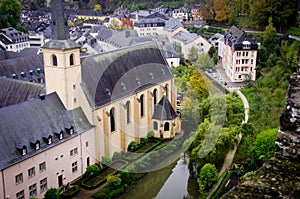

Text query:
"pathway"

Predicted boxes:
[[207, 88, 249, 198]]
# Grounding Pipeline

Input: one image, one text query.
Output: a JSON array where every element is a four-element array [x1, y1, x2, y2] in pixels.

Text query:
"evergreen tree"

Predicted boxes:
[[0, 0, 22, 28]]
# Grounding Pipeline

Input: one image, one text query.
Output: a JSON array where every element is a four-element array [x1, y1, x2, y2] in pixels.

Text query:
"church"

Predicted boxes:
[[0, 0, 180, 198]]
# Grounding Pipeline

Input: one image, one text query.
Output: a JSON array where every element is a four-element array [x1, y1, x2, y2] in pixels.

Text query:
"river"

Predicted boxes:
[[118, 153, 199, 199]]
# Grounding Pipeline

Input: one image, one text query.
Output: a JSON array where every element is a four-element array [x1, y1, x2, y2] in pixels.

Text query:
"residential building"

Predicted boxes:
[[0, 28, 30, 52], [0, 0, 181, 197], [134, 18, 166, 37], [172, 7, 189, 22], [220, 25, 258, 82]]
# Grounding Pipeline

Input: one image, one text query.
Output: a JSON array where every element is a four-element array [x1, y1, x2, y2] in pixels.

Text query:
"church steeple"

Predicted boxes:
[[51, 0, 69, 40]]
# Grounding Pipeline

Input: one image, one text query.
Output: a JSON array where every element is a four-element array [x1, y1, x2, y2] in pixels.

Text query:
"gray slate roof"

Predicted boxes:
[[0, 53, 44, 82], [173, 31, 198, 44], [43, 39, 80, 50], [164, 18, 183, 32], [224, 25, 258, 50], [0, 92, 92, 170], [0, 77, 45, 108], [81, 42, 173, 108], [152, 95, 177, 120], [0, 27, 29, 45]]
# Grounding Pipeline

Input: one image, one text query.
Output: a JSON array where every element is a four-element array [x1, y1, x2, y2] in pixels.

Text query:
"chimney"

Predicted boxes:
[[39, 93, 46, 100]]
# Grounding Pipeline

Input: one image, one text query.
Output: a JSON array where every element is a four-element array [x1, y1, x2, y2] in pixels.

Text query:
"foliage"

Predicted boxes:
[[44, 188, 61, 199], [0, 0, 22, 28], [289, 27, 300, 36], [188, 46, 198, 63], [112, 151, 122, 161], [195, 53, 215, 71], [147, 131, 154, 138], [213, 0, 230, 22], [93, 4, 102, 12], [106, 174, 116, 184], [251, 128, 278, 163], [85, 164, 100, 177], [61, 185, 80, 198], [197, 163, 218, 195], [140, 137, 148, 145], [127, 140, 139, 151], [101, 156, 111, 165], [262, 18, 278, 55]]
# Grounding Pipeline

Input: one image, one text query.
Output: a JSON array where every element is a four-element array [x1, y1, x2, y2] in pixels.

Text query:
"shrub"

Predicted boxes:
[[127, 141, 139, 151], [85, 164, 100, 177], [112, 151, 122, 161], [106, 174, 116, 184], [140, 137, 148, 145], [101, 156, 111, 166], [147, 131, 154, 138], [44, 188, 61, 199], [61, 185, 80, 198]]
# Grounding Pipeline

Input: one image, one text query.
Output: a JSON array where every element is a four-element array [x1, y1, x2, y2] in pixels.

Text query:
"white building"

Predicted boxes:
[[220, 25, 258, 82], [0, 28, 30, 52]]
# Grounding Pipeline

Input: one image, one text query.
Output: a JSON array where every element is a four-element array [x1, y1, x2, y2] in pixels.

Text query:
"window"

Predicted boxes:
[[72, 161, 78, 173], [40, 178, 47, 193], [86, 141, 89, 147], [29, 183, 37, 197], [236, 52, 241, 57], [70, 147, 78, 157], [52, 54, 57, 66], [164, 122, 170, 131], [126, 101, 130, 124], [110, 108, 115, 132], [251, 59, 253, 64], [87, 157, 90, 166], [165, 84, 169, 98], [16, 190, 24, 199], [39, 162, 46, 172], [236, 60, 240, 64], [153, 89, 157, 106], [15, 173, 23, 185], [154, 121, 158, 130], [48, 136, 52, 145], [22, 147, 27, 156], [28, 167, 35, 178], [35, 141, 40, 150], [236, 67, 240, 72], [140, 95, 144, 117], [70, 54, 74, 65], [59, 132, 63, 140]]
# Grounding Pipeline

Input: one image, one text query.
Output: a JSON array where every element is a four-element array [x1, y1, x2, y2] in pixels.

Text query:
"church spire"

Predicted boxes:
[[51, 0, 69, 40]]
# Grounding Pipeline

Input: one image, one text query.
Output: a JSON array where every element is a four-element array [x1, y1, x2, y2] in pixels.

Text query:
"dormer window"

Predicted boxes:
[[66, 126, 74, 135], [59, 132, 63, 140], [35, 141, 40, 150], [22, 146, 27, 156], [47, 136, 52, 145]]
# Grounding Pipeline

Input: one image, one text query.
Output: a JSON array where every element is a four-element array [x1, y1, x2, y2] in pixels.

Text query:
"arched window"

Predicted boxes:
[[110, 108, 115, 132], [153, 89, 157, 106], [126, 101, 130, 124], [165, 84, 168, 98], [52, 54, 57, 66], [70, 54, 74, 66], [153, 121, 158, 130], [140, 95, 144, 117], [164, 122, 170, 131]]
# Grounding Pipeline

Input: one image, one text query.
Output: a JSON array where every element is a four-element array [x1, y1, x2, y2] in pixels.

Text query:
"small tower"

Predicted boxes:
[[152, 95, 180, 139], [42, 0, 81, 110]]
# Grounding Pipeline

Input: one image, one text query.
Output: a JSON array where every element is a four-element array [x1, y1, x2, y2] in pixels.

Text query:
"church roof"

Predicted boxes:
[[0, 77, 45, 108], [81, 41, 173, 108], [43, 39, 80, 50], [152, 95, 178, 120], [0, 92, 92, 170]]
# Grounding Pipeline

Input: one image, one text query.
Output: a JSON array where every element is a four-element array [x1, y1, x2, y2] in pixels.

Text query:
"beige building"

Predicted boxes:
[[219, 25, 258, 82], [0, 0, 180, 198]]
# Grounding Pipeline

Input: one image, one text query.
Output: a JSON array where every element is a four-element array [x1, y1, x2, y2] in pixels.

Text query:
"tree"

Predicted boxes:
[[213, 0, 230, 22], [197, 163, 218, 194], [251, 128, 278, 163], [44, 188, 61, 199], [93, 4, 102, 12], [88, 0, 97, 10], [85, 164, 100, 177], [262, 18, 278, 55], [199, 0, 215, 21], [195, 53, 215, 71], [188, 46, 198, 62], [0, 0, 22, 28]]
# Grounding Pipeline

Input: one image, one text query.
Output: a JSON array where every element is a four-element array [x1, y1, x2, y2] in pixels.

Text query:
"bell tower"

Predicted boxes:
[[42, 0, 81, 110]]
